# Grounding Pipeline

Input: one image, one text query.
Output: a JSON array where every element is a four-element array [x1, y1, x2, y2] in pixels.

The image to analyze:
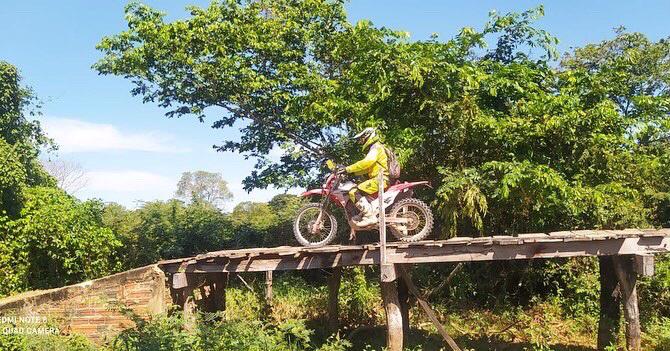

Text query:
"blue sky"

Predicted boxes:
[[2, 0, 669, 209]]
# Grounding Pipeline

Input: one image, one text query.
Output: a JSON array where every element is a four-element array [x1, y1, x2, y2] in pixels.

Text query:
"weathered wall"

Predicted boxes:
[[0, 265, 169, 343]]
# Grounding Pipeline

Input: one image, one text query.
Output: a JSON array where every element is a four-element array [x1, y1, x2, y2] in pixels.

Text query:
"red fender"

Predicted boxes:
[[301, 189, 329, 197], [388, 181, 431, 192]]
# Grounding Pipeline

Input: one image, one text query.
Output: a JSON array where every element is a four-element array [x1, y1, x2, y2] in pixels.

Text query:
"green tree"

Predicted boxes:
[[230, 201, 277, 247], [0, 139, 27, 219], [94, 0, 353, 191], [175, 171, 233, 208], [105, 199, 233, 267], [175, 201, 232, 256], [0, 61, 53, 218]]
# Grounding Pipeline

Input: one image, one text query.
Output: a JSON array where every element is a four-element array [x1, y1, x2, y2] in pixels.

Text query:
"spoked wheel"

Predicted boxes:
[[388, 198, 434, 242], [293, 203, 338, 247]]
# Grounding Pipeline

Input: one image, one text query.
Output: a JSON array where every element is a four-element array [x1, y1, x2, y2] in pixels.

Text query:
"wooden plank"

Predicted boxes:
[[641, 228, 670, 237], [444, 237, 474, 245], [548, 231, 574, 238], [492, 236, 521, 245], [468, 237, 493, 245], [518, 233, 558, 244], [159, 236, 670, 273]]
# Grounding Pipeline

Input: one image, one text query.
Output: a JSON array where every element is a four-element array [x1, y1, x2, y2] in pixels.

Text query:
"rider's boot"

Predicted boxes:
[[354, 197, 377, 227]]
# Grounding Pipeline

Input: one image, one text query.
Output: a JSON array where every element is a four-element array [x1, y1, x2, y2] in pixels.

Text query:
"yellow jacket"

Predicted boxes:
[[345, 142, 388, 179]]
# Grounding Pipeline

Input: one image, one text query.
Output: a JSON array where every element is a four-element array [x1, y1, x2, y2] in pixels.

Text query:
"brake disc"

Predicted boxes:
[[399, 210, 421, 231]]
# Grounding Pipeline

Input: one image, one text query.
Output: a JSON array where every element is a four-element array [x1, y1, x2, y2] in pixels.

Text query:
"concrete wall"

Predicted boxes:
[[0, 265, 169, 343]]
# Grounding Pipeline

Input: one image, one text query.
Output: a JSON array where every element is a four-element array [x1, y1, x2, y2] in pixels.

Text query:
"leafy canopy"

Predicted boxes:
[[175, 170, 233, 207], [0, 61, 53, 218], [96, 1, 670, 236]]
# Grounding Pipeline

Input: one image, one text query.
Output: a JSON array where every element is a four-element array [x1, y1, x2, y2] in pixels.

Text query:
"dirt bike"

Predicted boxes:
[[293, 160, 434, 247]]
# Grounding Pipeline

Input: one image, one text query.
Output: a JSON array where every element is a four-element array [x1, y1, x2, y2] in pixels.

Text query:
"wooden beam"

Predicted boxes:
[[380, 265, 403, 351], [426, 262, 463, 299], [327, 267, 342, 332], [397, 265, 461, 351], [597, 256, 621, 350], [613, 256, 642, 351]]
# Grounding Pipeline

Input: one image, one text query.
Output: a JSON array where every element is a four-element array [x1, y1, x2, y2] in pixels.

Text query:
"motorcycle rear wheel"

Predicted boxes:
[[388, 198, 434, 242], [293, 203, 338, 247]]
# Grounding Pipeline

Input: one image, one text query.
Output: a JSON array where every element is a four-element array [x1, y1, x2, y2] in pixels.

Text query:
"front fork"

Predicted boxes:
[[310, 193, 333, 235]]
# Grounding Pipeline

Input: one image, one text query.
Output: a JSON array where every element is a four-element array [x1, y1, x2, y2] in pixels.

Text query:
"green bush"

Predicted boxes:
[[644, 318, 670, 351], [8, 187, 121, 290], [640, 255, 670, 323], [338, 268, 382, 328], [0, 329, 95, 351], [109, 313, 349, 351]]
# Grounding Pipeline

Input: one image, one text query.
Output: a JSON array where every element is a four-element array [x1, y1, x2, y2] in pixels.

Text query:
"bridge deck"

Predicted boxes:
[[158, 229, 670, 273]]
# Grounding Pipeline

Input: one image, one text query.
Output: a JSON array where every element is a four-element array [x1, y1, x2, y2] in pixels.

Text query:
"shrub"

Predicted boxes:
[[109, 313, 350, 351]]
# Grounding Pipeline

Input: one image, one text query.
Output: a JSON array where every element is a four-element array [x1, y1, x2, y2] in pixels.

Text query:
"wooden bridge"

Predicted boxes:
[[159, 228, 670, 351]]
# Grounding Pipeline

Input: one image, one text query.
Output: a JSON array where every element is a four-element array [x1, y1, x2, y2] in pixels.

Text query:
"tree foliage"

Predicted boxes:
[[102, 199, 234, 268], [175, 170, 233, 207], [2, 187, 121, 291], [97, 1, 670, 237], [0, 61, 53, 218]]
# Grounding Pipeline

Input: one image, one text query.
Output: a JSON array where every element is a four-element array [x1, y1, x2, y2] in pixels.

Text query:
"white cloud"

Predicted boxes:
[[78, 170, 177, 207], [42, 118, 188, 153], [86, 170, 174, 192]]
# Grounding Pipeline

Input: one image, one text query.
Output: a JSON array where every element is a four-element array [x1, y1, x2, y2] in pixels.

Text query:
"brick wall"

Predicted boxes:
[[0, 265, 169, 344]]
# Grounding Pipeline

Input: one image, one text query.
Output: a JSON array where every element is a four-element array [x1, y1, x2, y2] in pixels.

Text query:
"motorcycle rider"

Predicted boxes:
[[344, 127, 389, 227]]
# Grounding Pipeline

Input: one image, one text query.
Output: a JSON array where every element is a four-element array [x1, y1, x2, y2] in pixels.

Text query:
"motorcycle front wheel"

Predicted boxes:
[[388, 198, 434, 242], [293, 203, 338, 247]]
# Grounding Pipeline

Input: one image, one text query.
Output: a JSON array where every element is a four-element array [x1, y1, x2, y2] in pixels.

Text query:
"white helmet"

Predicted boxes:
[[353, 127, 377, 146]]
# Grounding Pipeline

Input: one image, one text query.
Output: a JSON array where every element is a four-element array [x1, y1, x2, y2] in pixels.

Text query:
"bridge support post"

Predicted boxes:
[[210, 272, 228, 313], [381, 264, 404, 351], [194, 272, 229, 314], [598, 256, 621, 350], [598, 254, 648, 351], [327, 267, 342, 332], [614, 255, 642, 351], [397, 265, 410, 337], [264, 271, 273, 315]]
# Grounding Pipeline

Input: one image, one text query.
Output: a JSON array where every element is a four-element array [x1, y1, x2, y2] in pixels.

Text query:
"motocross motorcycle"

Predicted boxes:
[[293, 160, 434, 247]]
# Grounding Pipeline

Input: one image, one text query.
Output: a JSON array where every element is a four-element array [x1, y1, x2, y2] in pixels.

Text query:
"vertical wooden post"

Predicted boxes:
[[265, 271, 273, 314], [197, 272, 229, 313], [397, 265, 411, 336], [598, 256, 621, 350], [378, 171, 387, 264], [613, 256, 641, 351], [381, 264, 403, 351], [327, 267, 342, 332], [213, 272, 228, 312], [378, 172, 402, 350]]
